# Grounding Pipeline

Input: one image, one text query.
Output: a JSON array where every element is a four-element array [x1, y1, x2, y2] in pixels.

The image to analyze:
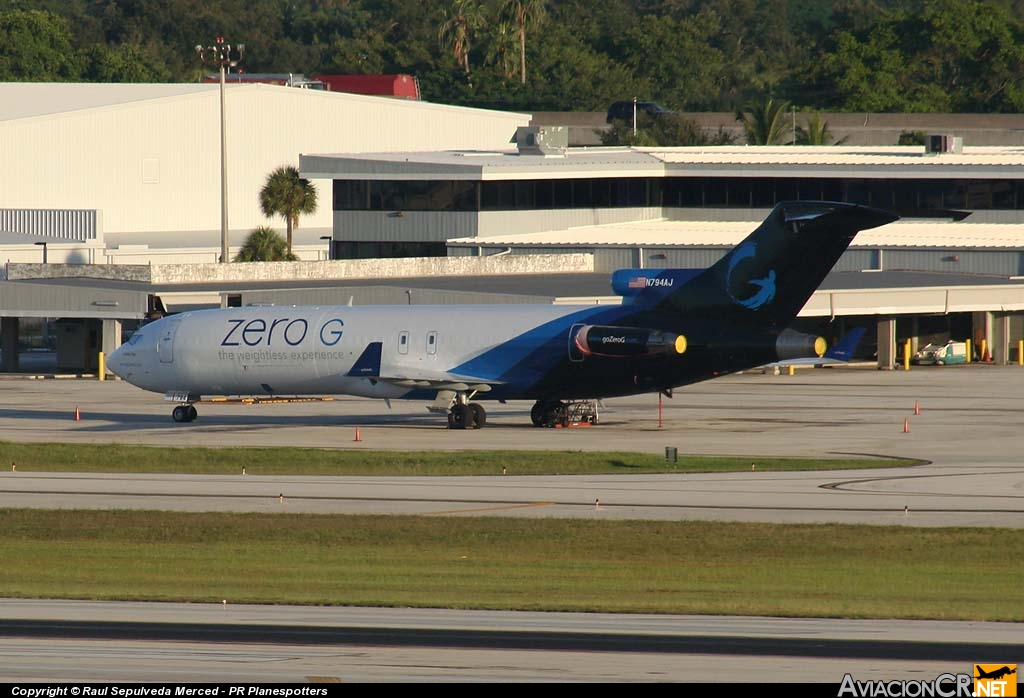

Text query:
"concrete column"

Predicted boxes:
[[101, 318, 122, 357], [876, 317, 896, 370], [992, 313, 1010, 365], [1, 317, 19, 372], [973, 311, 994, 360]]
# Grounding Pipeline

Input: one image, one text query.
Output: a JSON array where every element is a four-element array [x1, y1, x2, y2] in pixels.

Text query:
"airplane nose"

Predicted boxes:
[[106, 343, 124, 374], [106, 344, 126, 377]]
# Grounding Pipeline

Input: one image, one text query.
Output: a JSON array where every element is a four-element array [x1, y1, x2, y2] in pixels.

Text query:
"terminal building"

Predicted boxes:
[[3, 84, 1024, 373], [299, 129, 1024, 366]]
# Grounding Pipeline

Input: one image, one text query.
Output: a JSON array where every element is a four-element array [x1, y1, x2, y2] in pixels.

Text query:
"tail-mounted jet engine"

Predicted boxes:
[[574, 325, 687, 358], [774, 328, 827, 361]]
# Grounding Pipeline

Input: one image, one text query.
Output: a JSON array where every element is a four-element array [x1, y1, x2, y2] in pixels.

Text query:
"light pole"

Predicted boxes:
[[196, 37, 244, 263]]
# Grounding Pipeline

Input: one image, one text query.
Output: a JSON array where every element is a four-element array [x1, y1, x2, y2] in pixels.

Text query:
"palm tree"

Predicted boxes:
[[259, 165, 317, 256], [234, 226, 298, 262], [501, 0, 546, 84], [486, 20, 518, 81], [438, 0, 485, 88], [796, 112, 849, 145], [735, 97, 791, 145]]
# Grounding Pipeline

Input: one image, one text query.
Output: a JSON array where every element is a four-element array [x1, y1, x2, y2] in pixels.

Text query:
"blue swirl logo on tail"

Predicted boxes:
[[726, 243, 777, 310]]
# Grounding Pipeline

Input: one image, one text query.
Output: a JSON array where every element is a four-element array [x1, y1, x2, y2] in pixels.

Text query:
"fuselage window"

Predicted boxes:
[[398, 331, 410, 355], [427, 331, 437, 355]]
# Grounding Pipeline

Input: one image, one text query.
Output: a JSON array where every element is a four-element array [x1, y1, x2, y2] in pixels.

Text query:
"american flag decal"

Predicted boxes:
[[628, 276, 648, 289]]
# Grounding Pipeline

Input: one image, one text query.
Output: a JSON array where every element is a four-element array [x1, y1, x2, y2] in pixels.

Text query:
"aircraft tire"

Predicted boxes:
[[172, 405, 188, 423], [530, 402, 545, 427], [187, 405, 198, 422], [449, 404, 474, 429], [469, 403, 486, 428]]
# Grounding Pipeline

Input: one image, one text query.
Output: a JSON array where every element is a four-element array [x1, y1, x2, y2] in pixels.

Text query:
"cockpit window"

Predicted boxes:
[[127, 332, 145, 346]]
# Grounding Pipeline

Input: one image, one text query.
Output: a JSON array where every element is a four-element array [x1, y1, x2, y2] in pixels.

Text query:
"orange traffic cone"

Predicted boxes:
[[74, 406, 81, 421], [903, 418, 910, 433], [354, 426, 362, 442], [914, 400, 920, 416]]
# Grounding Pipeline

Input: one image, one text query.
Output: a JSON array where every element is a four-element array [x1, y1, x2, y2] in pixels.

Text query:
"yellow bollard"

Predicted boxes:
[[788, 365, 795, 376], [965, 339, 972, 364], [98, 351, 105, 381], [903, 338, 911, 371], [981, 338, 988, 362], [1019, 340, 1023, 367]]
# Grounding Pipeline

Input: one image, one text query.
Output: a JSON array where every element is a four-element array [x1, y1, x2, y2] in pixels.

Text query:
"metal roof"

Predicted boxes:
[[645, 145, 1024, 169], [450, 219, 1024, 250], [301, 144, 1024, 181], [0, 82, 530, 124], [300, 147, 661, 181], [0, 83, 219, 121]]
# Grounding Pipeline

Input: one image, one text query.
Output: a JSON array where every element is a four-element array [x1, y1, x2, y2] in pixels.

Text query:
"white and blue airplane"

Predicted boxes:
[[763, 326, 867, 370], [106, 201, 897, 428]]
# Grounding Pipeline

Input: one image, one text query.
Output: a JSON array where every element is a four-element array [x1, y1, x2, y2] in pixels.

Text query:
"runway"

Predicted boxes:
[[1, 600, 1019, 683], [1, 365, 1022, 682], [3, 467, 1023, 527]]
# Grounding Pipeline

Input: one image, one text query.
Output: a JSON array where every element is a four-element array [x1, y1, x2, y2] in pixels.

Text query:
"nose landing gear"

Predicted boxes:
[[171, 404, 198, 423]]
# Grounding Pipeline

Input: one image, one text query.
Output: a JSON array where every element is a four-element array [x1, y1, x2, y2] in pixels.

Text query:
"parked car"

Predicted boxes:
[[606, 101, 672, 124], [912, 340, 968, 365]]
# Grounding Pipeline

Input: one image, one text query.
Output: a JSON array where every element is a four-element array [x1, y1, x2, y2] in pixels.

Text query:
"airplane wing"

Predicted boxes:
[[345, 341, 502, 392], [380, 368, 503, 392]]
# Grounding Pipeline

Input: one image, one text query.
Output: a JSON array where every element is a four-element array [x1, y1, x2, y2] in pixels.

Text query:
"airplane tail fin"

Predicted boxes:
[[654, 201, 898, 328], [825, 327, 866, 361]]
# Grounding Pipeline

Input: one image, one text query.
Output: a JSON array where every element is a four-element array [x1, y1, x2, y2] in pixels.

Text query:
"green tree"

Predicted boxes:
[[234, 226, 299, 262], [0, 9, 82, 80], [898, 130, 927, 146], [258, 166, 318, 256], [736, 97, 792, 145], [438, 0, 486, 88], [501, 0, 546, 85], [81, 43, 172, 82], [617, 12, 726, 111], [811, 0, 1024, 112]]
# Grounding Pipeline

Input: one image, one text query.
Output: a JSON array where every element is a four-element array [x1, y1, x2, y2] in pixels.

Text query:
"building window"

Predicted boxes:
[[332, 241, 446, 259], [335, 176, 1024, 214]]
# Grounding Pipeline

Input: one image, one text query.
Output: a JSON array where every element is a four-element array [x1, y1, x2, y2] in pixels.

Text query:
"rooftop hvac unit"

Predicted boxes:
[[925, 134, 962, 154], [515, 126, 568, 156]]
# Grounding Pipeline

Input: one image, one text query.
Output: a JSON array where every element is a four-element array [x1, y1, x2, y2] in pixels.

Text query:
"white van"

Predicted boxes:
[[912, 341, 968, 365]]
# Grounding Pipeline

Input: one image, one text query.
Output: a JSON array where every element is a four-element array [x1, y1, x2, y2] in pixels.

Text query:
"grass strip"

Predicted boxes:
[[0, 441, 921, 475], [0, 509, 1017, 621]]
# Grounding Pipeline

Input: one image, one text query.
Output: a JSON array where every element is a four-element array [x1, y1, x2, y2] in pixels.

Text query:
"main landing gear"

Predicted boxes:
[[171, 404, 198, 423], [447, 401, 486, 429], [530, 400, 599, 428]]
